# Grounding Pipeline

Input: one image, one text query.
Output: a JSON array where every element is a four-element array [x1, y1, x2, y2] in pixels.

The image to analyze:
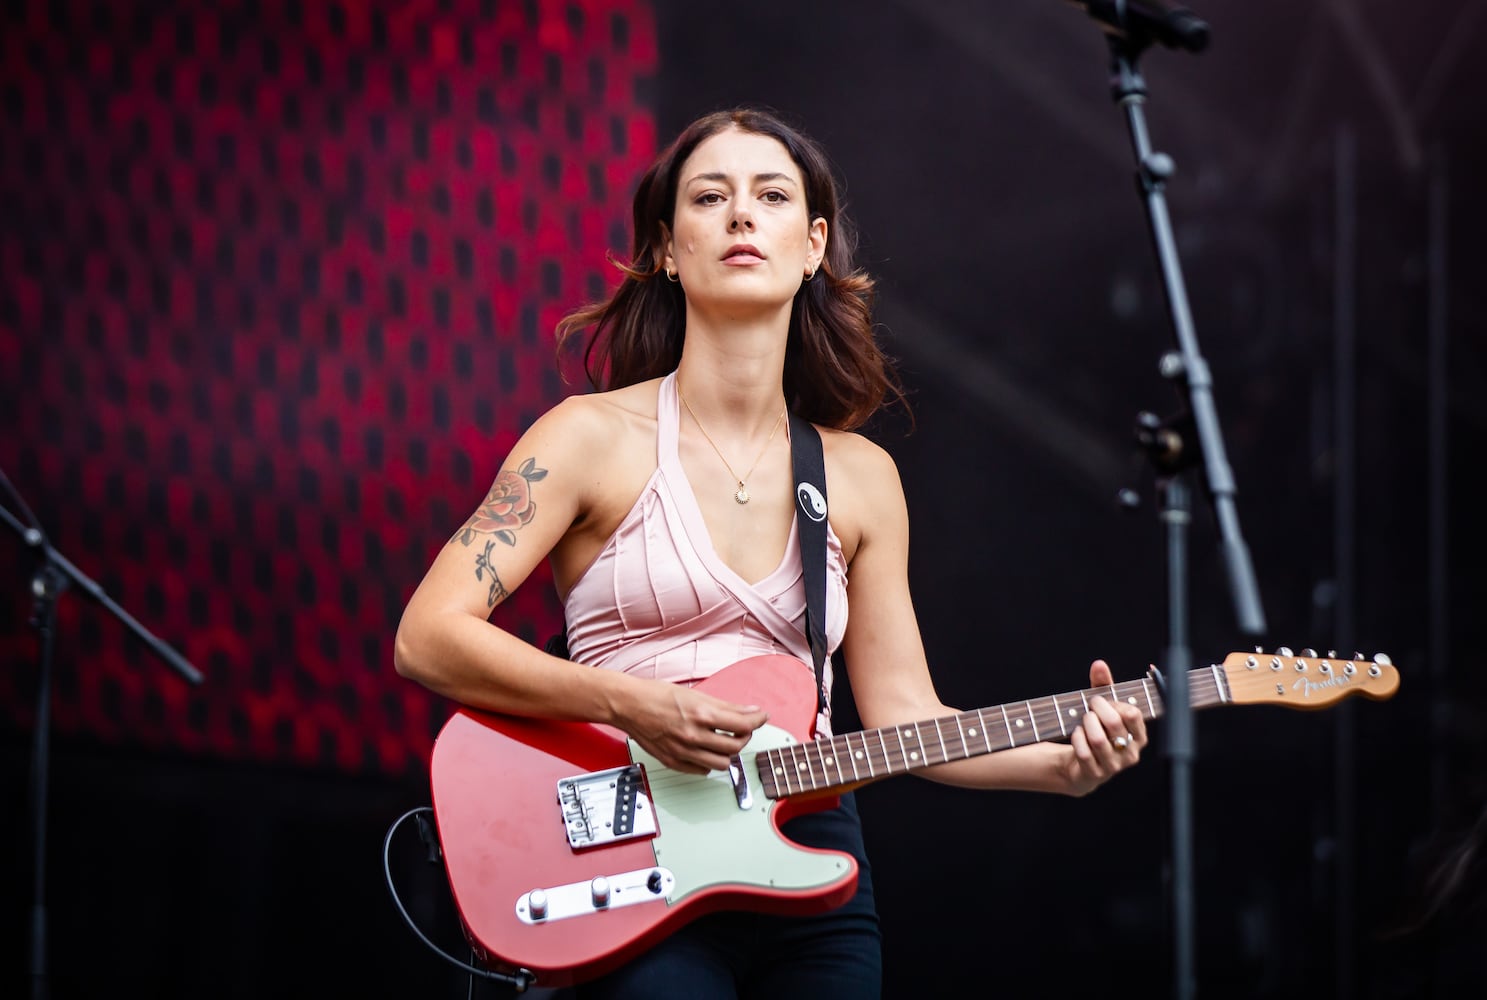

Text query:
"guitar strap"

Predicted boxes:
[[788, 412, 830, 716]]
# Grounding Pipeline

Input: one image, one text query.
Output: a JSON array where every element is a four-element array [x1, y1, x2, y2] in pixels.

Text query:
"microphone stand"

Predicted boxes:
[[1085, 14, 1268, 1000], [1, 468, 204, 1000]]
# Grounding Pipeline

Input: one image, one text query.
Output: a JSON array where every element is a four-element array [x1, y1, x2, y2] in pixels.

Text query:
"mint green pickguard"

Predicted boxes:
[[628, 723, 852, 905]]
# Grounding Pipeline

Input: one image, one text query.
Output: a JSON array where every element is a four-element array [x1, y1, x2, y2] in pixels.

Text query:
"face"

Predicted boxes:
[[664, 128, 827, 313]]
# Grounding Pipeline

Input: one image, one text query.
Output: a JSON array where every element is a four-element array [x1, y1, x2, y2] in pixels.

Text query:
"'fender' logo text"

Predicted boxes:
[[1293, 673, 1355, 698]]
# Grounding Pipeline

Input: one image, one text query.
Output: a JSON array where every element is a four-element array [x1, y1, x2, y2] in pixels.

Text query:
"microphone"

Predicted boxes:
[[1067, 0, 1210, 53]]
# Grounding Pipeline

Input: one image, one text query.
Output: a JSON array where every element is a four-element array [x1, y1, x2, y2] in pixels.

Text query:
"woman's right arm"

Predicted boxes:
[[392, 396, 766, 773]]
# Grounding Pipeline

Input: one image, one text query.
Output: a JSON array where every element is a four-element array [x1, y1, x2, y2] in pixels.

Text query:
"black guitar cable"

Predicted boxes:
[[382, 806, 536, 994]]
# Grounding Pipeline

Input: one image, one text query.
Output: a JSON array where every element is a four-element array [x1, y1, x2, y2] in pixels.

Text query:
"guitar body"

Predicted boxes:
[[429, 654, 859, 986]]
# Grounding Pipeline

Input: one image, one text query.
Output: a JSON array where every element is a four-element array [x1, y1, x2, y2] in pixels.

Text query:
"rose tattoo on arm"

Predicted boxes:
[[451, 458, 548, 607]]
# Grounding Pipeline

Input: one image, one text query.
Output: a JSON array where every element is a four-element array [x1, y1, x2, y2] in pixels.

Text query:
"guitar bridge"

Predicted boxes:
[[557, 764, 657, 849]]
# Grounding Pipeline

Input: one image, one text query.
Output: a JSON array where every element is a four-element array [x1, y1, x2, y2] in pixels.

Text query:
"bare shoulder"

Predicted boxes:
[[819, 427, 906, 563], [498, 380, 662, 523], [592, 377, 664, 424], [532, 380, 664, 591], [533, 378, 662, 449], [820, 426, 900, 485]]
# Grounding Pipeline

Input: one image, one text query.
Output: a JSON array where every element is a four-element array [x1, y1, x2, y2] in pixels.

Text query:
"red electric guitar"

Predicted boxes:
[[429, 649, 1399, 986]]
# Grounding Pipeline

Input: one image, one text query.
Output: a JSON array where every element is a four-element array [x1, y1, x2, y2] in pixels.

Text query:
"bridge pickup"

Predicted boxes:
[[557, 764, 658, 849]]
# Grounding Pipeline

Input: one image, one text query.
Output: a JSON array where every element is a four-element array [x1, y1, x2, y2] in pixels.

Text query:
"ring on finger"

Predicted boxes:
[[1113, 734, 1130, 749]]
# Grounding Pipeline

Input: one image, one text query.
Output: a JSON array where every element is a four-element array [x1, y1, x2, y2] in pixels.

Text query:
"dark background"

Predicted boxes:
[[3, 1, 1484, 997]]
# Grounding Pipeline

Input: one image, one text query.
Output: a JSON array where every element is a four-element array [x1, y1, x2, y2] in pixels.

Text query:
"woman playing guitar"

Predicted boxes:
[[393, 106, 1147, 998]]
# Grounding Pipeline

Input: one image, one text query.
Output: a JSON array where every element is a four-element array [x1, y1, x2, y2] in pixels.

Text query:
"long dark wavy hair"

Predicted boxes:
[[555, 107, 904, 431]]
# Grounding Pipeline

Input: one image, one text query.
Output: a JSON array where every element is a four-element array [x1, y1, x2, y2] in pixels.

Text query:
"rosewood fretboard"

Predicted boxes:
[[756, 666, 1232, 799]]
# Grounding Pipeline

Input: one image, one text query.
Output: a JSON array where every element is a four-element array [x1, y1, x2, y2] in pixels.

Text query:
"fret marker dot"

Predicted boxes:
[[797, 762, 807, 771], [1068, 709, 1079, 718], [774, 767, 784, 776], [1015, 719, 1025, 727], [968, 728, 978, 737], [854, 750, 864, 759], [909, 751, 920, 761], [1126, 697, 1137, 705], [825, 757, 834, 767], [903, 729, 915, 739]]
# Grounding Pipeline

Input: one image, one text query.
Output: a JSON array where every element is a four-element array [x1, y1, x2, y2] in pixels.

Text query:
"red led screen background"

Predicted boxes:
[[0, 0, 657, 776]]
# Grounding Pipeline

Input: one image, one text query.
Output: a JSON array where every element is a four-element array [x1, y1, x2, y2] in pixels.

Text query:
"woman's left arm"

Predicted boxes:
[[834, 436, 1145, 797]]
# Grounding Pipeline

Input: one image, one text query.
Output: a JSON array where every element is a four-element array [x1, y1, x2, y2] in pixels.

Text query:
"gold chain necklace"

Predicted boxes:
[[677, 386, 787, 505]]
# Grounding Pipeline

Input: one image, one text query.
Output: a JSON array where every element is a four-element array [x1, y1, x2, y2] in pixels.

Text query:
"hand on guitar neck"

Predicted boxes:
[[1061, 657, 1149, 797]]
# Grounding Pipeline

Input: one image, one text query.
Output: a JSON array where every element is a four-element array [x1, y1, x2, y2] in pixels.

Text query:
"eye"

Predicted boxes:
[[694, 191, 725, 206], [761, 190, 789, 204]]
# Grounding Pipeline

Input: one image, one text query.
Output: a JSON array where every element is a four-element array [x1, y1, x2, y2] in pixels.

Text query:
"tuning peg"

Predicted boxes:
[[1276, 646, 1294, 657], [1327, 650, 1338, 658], [1300, 648, 1317, 657], [1373, 653, 1392, 666], [1353, 652, 1365, 661], [1253, 645, 1265, 654]]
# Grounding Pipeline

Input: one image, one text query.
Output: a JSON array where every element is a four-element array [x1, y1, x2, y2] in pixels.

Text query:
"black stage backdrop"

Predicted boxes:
[[3, 1, 1485, 997]]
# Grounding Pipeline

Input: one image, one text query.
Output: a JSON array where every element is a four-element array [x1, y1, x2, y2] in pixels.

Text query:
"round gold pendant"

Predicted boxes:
[[734, 486, 750, 504]]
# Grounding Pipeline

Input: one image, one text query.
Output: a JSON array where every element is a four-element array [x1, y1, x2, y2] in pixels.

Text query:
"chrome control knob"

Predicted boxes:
[[591, 876, 611, 908], [529, 888, 548, 920]]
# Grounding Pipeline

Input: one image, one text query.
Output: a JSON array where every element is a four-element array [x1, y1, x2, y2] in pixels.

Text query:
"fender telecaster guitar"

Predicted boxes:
[[429, 649, 1399, 986]]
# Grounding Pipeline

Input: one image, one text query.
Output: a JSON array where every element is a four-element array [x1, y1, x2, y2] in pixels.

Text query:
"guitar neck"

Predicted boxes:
[[756, 666, 1223, 799]]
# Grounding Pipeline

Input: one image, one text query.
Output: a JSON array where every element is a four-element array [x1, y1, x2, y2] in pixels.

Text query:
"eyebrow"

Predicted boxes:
[[684, 171, 799, 187]]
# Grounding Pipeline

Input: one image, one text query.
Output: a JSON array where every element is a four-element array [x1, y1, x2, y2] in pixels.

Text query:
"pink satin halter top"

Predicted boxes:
[[562, 372, 849, 735]]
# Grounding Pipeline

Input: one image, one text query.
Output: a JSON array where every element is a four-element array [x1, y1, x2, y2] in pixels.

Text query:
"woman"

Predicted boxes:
[[393, 107, 1147, 998]]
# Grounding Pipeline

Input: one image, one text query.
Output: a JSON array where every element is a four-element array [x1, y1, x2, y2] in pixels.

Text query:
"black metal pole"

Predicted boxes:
[[1158, 474, 1196, 1000], [1, 472, 204, 1000], [1330, 127, 1358, 1000], [1068, 7, 1267, 995], [27, 560, 62, 1000], [1100, 29, 1267, 1000], [1109, 44, 1267, 639]]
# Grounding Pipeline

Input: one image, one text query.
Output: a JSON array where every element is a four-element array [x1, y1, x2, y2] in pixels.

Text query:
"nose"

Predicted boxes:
[[728, 209, 754, 232]]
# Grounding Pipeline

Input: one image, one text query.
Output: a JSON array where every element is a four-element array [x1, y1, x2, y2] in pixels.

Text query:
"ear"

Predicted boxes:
[[657, 222, 676, 274], [807, 217, 828, 273]]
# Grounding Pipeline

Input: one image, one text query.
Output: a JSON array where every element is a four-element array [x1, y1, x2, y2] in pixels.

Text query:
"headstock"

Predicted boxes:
[[1218, 648, 1400, 708]]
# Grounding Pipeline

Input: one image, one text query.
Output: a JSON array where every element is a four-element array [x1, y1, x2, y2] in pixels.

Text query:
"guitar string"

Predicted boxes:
[[755, 672, 1219, 791], [625, 663, 1384, 795], [638, 675, 1227, 796]]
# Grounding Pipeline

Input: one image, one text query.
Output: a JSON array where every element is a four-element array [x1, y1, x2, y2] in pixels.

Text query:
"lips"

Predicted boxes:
[[722, 244, 765, 262]]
